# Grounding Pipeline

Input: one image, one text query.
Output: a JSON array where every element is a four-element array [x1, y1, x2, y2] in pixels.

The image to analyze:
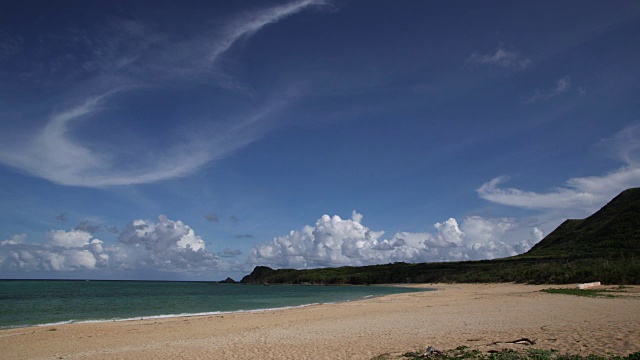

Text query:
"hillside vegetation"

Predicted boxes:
[[241, 188, 640, 285]]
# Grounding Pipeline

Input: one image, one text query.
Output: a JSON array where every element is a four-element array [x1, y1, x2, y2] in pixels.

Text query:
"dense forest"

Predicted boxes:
[[241, 188, 640, 285]]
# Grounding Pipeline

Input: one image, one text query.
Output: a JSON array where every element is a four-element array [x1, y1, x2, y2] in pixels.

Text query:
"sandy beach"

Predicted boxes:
[[1, 283, 638, 359]]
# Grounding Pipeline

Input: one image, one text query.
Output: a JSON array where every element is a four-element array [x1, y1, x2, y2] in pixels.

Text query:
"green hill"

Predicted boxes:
[[523, 187, 640, 259], [241, 188, 640, 285]]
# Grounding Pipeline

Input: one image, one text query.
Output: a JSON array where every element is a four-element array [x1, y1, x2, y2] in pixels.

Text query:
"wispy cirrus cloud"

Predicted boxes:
[[207, 0, 327, 65], [478, 125, 640, 212], [522, 76, 572, 104], [0, 31, 22, 60], [593, 124, 640, 167], [468, 47, 531, 69], [0, 0, 329, 188], [0, 91, 212, 187], [0, 89, 292, 187]]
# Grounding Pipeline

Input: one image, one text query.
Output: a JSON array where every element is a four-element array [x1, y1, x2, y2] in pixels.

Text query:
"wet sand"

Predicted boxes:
[[1, 283, 638, 359]]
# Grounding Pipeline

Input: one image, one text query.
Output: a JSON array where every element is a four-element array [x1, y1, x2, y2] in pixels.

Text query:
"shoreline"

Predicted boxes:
[[2, 283, 638, 359], [0, 302, 325, 331], [0, 284, 432, 331]]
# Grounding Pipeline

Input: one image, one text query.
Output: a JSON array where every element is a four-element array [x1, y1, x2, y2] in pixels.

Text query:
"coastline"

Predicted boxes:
[[1, 283, 638, 359], [0, 302, 326, 331], [0, 281, 425, 330]]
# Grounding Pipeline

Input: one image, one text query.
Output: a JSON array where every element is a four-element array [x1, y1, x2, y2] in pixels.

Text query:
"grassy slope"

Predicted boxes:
[[241, 188, 640, 285], [525, 188, 640, 259]]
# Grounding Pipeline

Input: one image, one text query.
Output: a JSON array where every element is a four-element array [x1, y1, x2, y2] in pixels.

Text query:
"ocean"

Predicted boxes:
[[0, 280, 428, 329]]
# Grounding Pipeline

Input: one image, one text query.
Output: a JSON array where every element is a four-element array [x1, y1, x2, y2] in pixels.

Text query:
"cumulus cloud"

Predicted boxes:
[[1, 234, 26, 246], [457, 216, 529, 260], [1, 212, 545, 276], [249, 211, 539, 269], [478, 125, 640, 212], [523, 76, 571, 103], [47, 229, 93, 248], [114, 215, 218, 272], [468, 47, 531, 69], [0, 216, 220, 275], [0, 230, 107, 272]]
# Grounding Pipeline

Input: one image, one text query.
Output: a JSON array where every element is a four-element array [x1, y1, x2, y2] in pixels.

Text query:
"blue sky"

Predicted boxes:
[[1, 0, 639, 280]]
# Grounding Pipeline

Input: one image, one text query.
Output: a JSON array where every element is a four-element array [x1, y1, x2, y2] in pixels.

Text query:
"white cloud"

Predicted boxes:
[[0, 233, 26, 246], [47, 229, 93, 248], [468, 47, 531, 68], [478, 125, 640, 212], [0, 230, 105, 271], [249, 211, 382, 269], [0, 81, 295, 187], [0, 1, 328, 188], [0, 216, 220, 275], [207, 0, 327, 65], [249, 211, 540, 269], [457, 216, 521, 260], [478, 176, 597, 210], [2, 92, 193, 186], [594, 124, 640, 167], [433, 218, 464, 246], [531, 227, 544, 242], [56, 250, 98, 271], [0, 212, 543, 276], [523, 75, 572, 103], [114, 215, 217, 272]]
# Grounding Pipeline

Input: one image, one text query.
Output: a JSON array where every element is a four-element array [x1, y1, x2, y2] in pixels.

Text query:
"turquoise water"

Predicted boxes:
[[0, 280, 427, 329]]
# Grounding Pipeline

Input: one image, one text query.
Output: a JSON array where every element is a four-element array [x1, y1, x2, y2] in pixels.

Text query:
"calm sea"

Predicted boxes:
[[0, 280, 427, 329]]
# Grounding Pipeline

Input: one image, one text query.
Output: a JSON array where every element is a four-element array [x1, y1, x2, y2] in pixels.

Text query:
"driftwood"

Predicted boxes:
[[486, 337, 537, 346], [578, 282, 601, 290]]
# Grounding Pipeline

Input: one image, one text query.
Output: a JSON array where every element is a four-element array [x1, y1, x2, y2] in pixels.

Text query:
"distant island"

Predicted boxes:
[[241, 188, 640, 285]]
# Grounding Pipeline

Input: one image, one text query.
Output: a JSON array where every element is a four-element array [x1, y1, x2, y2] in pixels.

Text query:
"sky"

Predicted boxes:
[[1, 0, 639, 281]]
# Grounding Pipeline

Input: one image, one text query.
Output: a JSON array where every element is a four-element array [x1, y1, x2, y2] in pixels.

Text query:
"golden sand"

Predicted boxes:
[[1, 283, 638, 359]]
